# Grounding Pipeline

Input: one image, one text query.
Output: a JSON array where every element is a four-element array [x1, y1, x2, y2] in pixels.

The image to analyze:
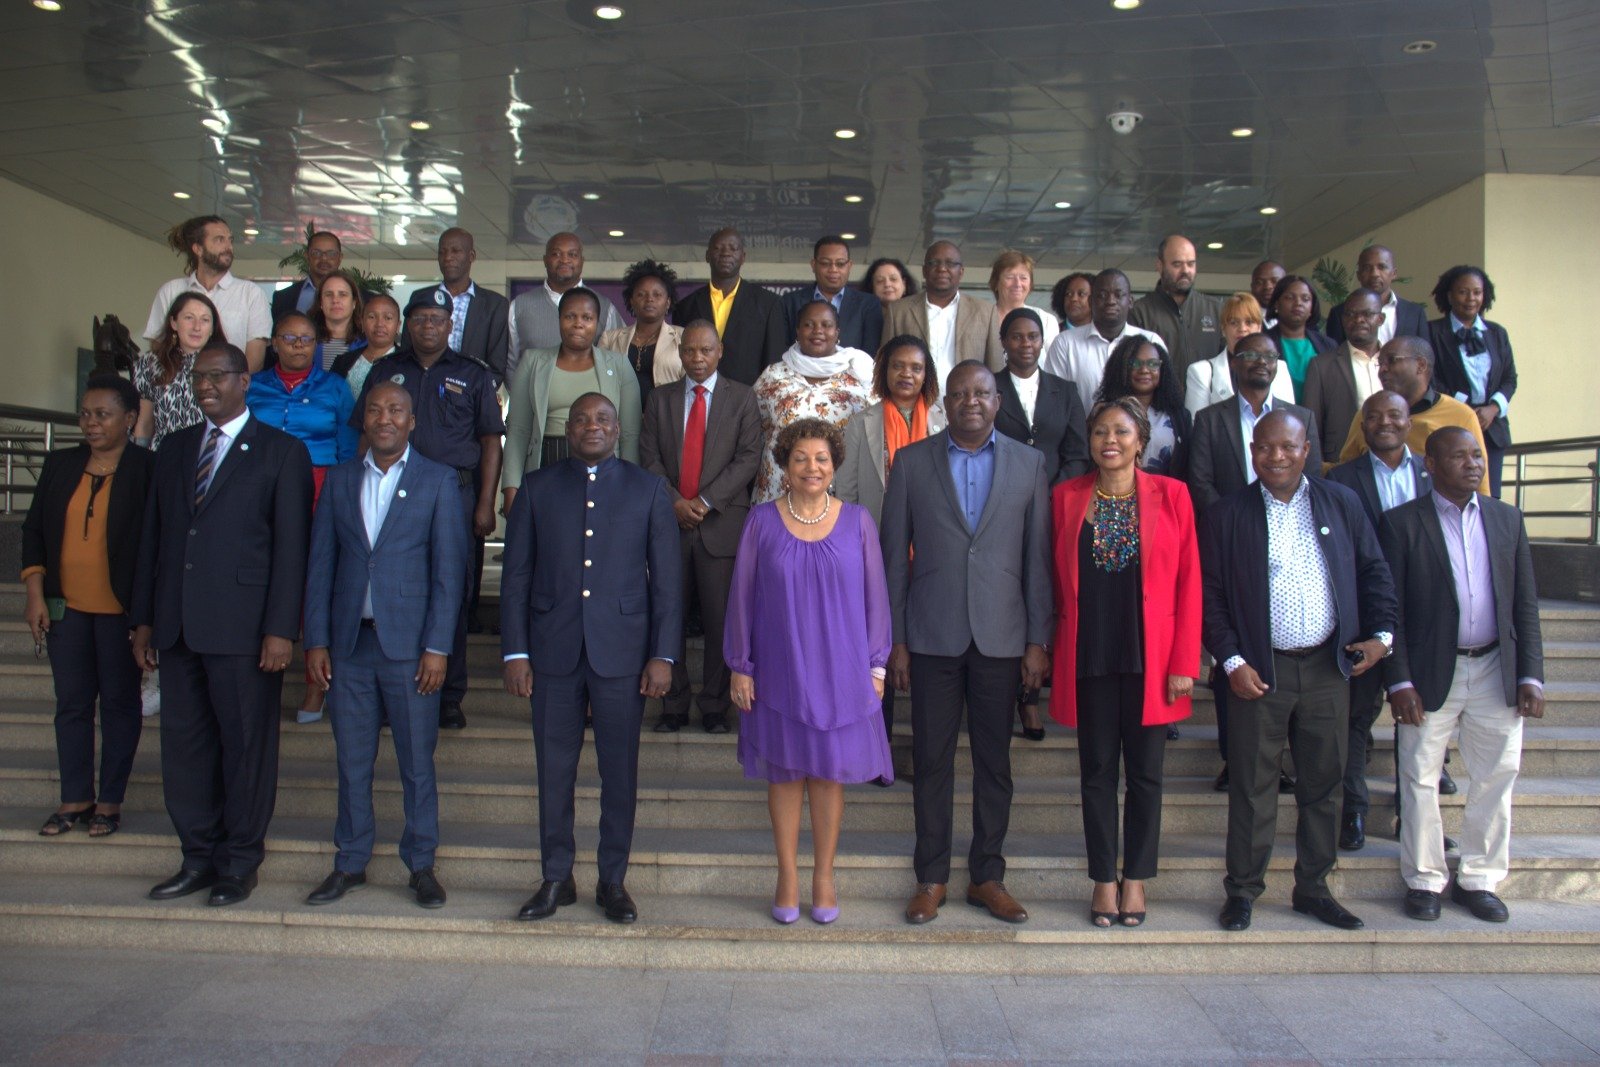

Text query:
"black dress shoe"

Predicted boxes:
[[1339, 812, 1366, 851], [596, 881, 637, 924], [148, 868, 217, 900], [1450, 883, 1509, 922], [1166, 725, 1180, 740], [409, 866, 446, 909], [1279, 771, 1297, 794], [306, 870, 366, 905], [652, 714, 685, 733], [516, 876, 577, 921], [1445, 834, 1459, 852], [1291, 891, 1364, 929], [1438, 768, 1459, 795], [439, 702, 466, 730], [1404, 888, 1442, 921], [1213, 765, 1230, 792], [1218, 896, 1252, 931], [207, 872, 258, 907], [702, 713, 730, 735]]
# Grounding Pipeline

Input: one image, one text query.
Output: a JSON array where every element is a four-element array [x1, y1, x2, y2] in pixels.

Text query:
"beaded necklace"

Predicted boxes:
[[1090, 484, 1138, 572]]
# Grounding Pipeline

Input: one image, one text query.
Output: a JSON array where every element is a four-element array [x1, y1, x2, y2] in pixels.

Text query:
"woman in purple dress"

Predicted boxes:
[[725, 417, 893, 926]]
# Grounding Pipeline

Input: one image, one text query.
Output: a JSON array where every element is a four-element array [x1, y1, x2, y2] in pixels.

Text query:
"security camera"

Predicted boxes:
[[1107, 109, 1143, 135]]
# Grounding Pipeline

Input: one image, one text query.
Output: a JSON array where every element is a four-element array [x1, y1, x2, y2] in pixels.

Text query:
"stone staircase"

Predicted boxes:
[[1, 580, 1598, 975]]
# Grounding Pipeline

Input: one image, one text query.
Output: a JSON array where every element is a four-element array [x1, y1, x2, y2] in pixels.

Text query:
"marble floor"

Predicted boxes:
[[2, 946, 1599, 1065]]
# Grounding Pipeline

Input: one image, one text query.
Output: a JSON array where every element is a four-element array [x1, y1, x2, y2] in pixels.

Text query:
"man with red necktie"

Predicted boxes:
[[639, 320, 764, 733]]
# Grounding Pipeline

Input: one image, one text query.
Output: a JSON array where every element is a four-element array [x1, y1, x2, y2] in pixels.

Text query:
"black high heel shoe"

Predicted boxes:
[[1089, 882, 1117, 928], [1117, 879, 1146, 927], [1017, 700, 1045, 742]]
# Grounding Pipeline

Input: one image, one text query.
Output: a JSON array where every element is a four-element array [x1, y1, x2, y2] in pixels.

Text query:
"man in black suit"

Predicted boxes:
[[1381, 426, 1544, 923], [781, 236, 884, 355], [639, 321, 763, 734], [1327, 390, 1435, 850], [672, 227, 787, 385], [131, 342, 314, 907], [1303, 288, 1385, 468], [436, 228, 511, 382], [1324, 245, 1429, 345], [272, 230, 344, 323], [1202, 409, 1396, 933], [502, 393, 681, 925]]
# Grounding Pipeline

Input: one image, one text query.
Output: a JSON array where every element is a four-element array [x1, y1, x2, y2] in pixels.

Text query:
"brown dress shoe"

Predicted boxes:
[[966, 880, 1028, 923], [904, 882, 946, 924]]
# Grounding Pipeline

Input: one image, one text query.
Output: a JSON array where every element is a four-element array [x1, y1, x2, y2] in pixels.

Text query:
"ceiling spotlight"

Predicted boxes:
[[1053, 200, 1072, 209], [843, 194, 863, 203], [594, 4, 624, 18], [581, 192, 601, 200], [1259, 206, 1278, 215], [834, 127, 857, 140], [201, 117, 226, 132], [172, 191, 190, 199], [1207, 241, 1224, 250], [377, 190, 399, 200], [840, 232, 857, 240], [1231, 127, 1254, 138], [1111, 0, 1141, 9], [32, 0, 63, 11], [1402, 39, 1437, 55], [409, 119, 431, 131], [242, 227, 259, 236], [608, 229, 625, 237]]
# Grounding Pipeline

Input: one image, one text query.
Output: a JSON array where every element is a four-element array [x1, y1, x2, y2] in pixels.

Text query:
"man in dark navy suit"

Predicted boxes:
[[1324, 245, 1428, 345], [131, 342, 314, 907], [272, 230, 345, 322], [302, 382, 469, 909], [781, 236, 884, 355], [502, 393, 682, 924]]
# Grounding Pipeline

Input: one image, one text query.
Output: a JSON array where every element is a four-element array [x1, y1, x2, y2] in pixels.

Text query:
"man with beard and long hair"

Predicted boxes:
[[144, 215, 272, 372]]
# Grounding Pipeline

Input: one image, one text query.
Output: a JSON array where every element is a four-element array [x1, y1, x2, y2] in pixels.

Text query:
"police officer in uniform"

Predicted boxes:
[[350, 288, 504, 729]]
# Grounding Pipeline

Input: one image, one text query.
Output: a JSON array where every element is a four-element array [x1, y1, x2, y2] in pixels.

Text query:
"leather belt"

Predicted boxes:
[[1457, 641, 1499, 658], [359, 617, 376, 629], [1274, 636, 1335, 660]]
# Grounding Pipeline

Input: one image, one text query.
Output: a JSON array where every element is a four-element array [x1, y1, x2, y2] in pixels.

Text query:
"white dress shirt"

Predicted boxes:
[[1377, 290, 1399, 346], [925, 293, 960, 384], [359, 445, 408, 622], [1262, 477, 1338, 650], [1350, 344, 1382, 403], [1011, 368, 1039, 425], [145, 271, 272, 349], [200, 408, 252, 474], [1043, 321, 1166, 414]]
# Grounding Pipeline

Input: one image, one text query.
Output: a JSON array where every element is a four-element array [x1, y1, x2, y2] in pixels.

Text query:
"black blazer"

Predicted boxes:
[[1324, 294, 1429, 344], [430, 284, 511, 382], [1266, 322, 1337, 363], [1379, 493, 1543, 709], [1427, 316, 1516, 449], [672, 281, 787, 386], [1200, 476, 1397, 688], [994, 369, 1090, 485], [130, 416, 315, 655], [270, 281, 314, 327], [20, 443, 155, 609], [1327, 452, 1432, 533], [1187, 396, 1321, 515], [780, 285, 884, 357]]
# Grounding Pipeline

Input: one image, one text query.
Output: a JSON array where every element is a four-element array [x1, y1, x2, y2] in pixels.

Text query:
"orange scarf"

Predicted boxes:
[[882, 397, 928, 477]]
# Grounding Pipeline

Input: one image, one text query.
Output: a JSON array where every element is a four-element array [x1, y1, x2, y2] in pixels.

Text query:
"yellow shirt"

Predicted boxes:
[[708, 279, 741, 338]]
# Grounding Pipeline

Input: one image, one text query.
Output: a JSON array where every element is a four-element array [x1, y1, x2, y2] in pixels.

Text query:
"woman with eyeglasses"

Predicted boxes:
[[134, 291, 225, 450], [1095, 334, 1192, 480], [21, 375, 155, 839]]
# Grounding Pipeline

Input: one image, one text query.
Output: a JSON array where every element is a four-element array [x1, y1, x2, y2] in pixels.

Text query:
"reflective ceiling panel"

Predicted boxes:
[[1, 0, 1597, 272]]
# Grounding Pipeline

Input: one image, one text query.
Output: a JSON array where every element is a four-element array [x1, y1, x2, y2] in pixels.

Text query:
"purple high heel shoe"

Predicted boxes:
[[810, 904, 839, 925], [771, 903, 800, 925]]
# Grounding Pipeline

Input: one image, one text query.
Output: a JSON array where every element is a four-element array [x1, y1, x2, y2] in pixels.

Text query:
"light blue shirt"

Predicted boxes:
[[1369, 446, 1420, 513], [446, 283, 476, 354], [1449, 313, 1507, 417], [1237, 392, 1275, 484], [359, 446, 408, 623], [293, 279, 317, 315], [946, 429, 997, 533], [812, 286, 845, 313]]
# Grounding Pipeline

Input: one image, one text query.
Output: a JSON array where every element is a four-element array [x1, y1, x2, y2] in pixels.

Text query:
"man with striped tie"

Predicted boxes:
[[131, 342, 315, 907]]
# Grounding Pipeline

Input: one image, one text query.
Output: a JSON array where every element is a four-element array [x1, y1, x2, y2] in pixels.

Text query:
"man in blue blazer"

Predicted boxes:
[[1324, 246, 1429, 345], [781, 236, 884, 355], [131, 342, 314, 907], [1201, 409, 1397, 933], [301, 382, 468, 909], [502, 393, 682, 925]]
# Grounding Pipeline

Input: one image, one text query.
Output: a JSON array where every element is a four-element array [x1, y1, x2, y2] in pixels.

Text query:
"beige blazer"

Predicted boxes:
[[834, 400, 948, 525], [598, 323, 685, 387], [880, 293, 1005, 379], [501, 346, 640, 489]]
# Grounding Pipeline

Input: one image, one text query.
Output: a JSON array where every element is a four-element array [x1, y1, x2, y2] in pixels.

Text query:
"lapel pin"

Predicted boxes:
[[240, 443, 250, 452], [1319, 526, 1329, 535], [398, 489, 407, 498]]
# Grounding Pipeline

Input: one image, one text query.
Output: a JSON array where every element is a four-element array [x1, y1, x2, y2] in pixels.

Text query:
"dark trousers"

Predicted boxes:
[[158, 635, 283, 879], [468, 534, 485, 625], [329, 626, 441, 873], [664, 527, 734, 720], [531, 646, 644, 884], [1488, 444, 1504, 499], [1342, 673, 1385, 816], [1076, 673, 1167, 883], [1223, 642, 1348, 900], [443, 479, 476, 704], [1211, 665, 1230, 760], [909, 643, 1018, 885], [47, 607, 142, 805], [881, 686, 896, 737]]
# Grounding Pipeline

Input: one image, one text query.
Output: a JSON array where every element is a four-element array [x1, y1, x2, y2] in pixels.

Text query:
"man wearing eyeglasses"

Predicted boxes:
[[272, 231, 345, 323], [1303, 288, 1386, 468], [881, 241, 1003, 390], [131, 341, 315, 908]]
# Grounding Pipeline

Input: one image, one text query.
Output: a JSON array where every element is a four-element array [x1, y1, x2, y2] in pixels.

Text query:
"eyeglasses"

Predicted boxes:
[[1345, 310, 1382, 320], [187, 370, 241, 386], [1234, 352, 1277, 364], [275, 333, 315, 345], [924, 258, 963, 270], [1130, 359, 1163, 371], [306, 248, 341, 259]]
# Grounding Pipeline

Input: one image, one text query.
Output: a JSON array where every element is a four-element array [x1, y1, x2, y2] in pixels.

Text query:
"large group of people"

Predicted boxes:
[[19, 216, 1543, 936]]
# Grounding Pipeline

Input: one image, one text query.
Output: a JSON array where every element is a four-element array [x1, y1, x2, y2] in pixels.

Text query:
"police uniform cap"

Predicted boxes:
[[405, 287, 452, 317]]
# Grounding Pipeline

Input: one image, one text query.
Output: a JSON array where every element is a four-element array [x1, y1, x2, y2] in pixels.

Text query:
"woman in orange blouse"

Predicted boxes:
[[21, 375, 155, 838]]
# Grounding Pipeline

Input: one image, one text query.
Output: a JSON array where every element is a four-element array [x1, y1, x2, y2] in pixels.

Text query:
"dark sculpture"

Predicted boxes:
[[92, 314, 139, 377]]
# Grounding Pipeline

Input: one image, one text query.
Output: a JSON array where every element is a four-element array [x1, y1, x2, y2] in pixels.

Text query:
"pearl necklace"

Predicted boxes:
[[786, 492, 831, 525]]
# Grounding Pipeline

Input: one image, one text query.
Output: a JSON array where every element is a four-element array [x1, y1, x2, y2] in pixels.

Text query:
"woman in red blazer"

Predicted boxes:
[[1051, 397, 1202, 928]]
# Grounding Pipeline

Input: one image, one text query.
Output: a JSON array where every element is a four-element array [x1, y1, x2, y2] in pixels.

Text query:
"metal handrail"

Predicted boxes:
[[0, 403, 82, 513], [1504, 435, 1600, 544]]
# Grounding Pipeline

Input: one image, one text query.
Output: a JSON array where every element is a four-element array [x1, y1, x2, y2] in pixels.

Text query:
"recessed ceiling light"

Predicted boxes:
[[834, 127, 857, 140], [1231, 127, 1254, 138], [608, 229, 625, 237], [32, 0, 62, 11], [843, 194, 863, 203], [1053, 200, 1072, 209], [409, 119, 431, 131], [840, 232, 857, 240], [1111, 0, 1141, 9], [172, 191, 190, 199], [202, 117, 225, 132], [242, 227, 259, 236], [1207, 241, 1224, 250], [377, 190, 399, 200], [1259, 206, 1278, 216], [581, 192, 602, 201], [594, 4, 624, 18], [1402, 39, 1437, 55]]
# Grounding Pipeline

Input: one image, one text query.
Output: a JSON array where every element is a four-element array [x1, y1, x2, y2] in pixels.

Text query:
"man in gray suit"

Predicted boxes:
[[880, 361, 1052, 926], [639, 321, 764, 734]]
